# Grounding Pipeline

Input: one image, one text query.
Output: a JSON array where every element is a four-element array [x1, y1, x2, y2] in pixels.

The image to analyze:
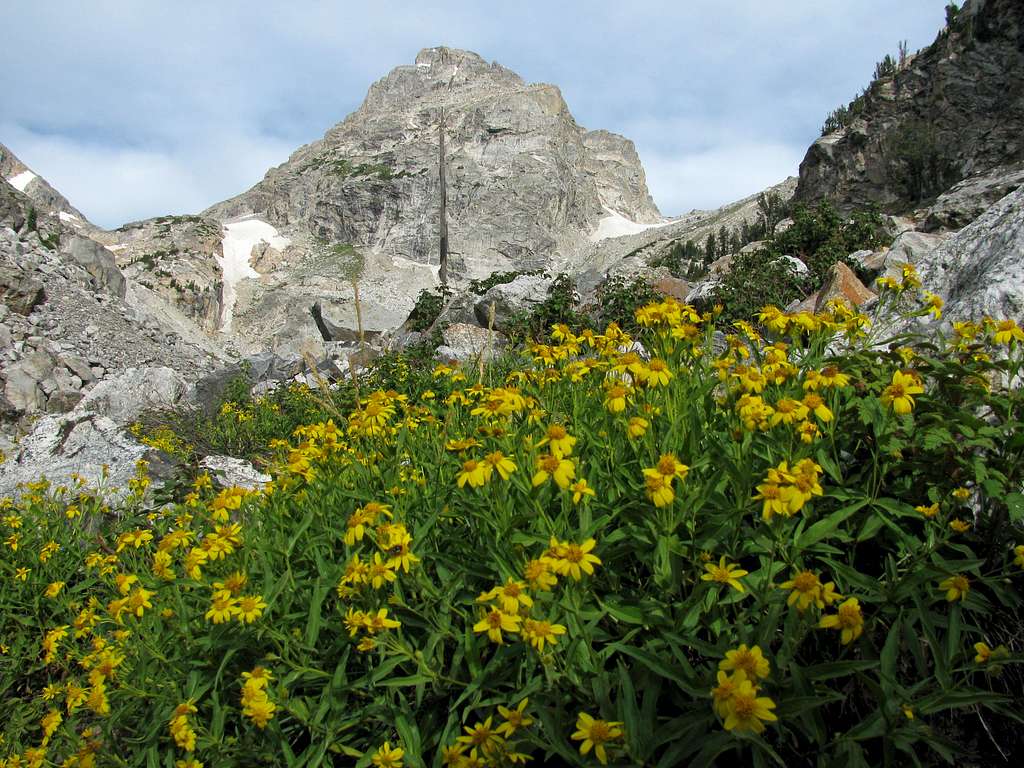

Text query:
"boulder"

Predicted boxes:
[[0, 412, 151, 499], [685, 280, 721, 306], [474, 274, 551, 332], [0, 264, 45, 314], [771, 255, 809, 276], [192, 354, 303, 415], [850, 248, 887, 273], [650, 276, 690, 302], [708, 254, 733, 278], [74, 366, 189, 424], [436, 323, 507, 362], [882, 231, 949, 275], [59, 353, 96, 383], [913, 186, 1024, 320], [3, 366, 45, 414], [814, 263, 877, 312], [199, 455, 271, 491], [60, 235, 127, 298], [787, 292, 820, 314], [922, 165, 1024, 233]]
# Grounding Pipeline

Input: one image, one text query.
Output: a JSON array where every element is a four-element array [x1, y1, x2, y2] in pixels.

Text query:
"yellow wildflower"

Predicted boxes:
[[571, 712, 623, 765], [701, 556, 749, 593]]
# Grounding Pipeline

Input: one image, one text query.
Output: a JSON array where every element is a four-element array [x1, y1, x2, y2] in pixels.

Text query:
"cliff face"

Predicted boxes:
[[796, 0, 1024, 211], [187, 46, 661, 354]]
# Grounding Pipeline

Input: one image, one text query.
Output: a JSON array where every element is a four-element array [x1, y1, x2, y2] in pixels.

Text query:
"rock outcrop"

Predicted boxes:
[[907, 186, 1024, 320], [183, 46, 661, 354], [796, 0, 1024, 211]]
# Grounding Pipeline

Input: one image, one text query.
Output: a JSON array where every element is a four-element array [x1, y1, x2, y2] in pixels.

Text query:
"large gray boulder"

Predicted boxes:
[[0, 263, 45, 314], [922, 164, 1024, 232], [473, 274, 551, 332], [436, 322, 507, 362], [60, 235, 127, 298], [914, 186, 1024, 320], [882, 231, 950, 274], [0, 412, 152, 499], [199, 455, 271, 491], [74, 366, 189, 424]]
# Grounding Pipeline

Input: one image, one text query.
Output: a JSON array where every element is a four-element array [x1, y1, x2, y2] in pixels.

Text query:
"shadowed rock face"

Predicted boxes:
[[796, 0, 1024, 212]]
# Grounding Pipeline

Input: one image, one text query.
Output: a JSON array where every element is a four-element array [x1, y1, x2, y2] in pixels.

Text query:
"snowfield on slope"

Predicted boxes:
[[7, 170, 37, 192], [589, 208, 673, 242], [218, 216, 290, 331]]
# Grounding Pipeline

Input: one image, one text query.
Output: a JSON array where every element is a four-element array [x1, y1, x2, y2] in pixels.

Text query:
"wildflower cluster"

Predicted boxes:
[[2, 283, 1024, 766]]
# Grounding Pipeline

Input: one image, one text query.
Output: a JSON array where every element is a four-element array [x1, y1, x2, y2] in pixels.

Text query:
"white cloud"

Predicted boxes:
[[2, 123, 294, 228], [642, 142, 806, 217]]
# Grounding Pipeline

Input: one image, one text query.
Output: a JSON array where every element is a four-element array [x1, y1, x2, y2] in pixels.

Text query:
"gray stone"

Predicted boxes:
[[922, 164, 1024, 232], [60, 353, 96, 383], [0, 412, 152, 499], [473, 274, 551, 332], [771, 255, 809, 276], [685, 280, 721, 306], [913, 186, 1024, 320], [60, 235, 127, 298], [0, 264, 45, 314], [437, 322, 507, 362], [882, 231, 950, 276], [0, 322, 10, 350], [199, 455, 271, 491], [3, 367, 45, 413], [74, 366, 190, 424]]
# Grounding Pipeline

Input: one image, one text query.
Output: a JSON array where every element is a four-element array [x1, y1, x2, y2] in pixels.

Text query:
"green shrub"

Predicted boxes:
[[708, 202, 890, 325], [407, 287, 452, 332]]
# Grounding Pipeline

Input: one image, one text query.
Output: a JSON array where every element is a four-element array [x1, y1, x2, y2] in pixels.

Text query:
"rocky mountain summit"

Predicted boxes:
[[191, 46, 664, 354]]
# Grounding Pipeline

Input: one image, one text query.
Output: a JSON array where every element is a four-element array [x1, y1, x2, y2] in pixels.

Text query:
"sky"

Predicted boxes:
[[1, 1, 951, 229]]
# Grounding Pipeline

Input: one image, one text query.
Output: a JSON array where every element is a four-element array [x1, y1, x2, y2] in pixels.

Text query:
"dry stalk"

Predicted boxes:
[[480, 301, 496, 384]]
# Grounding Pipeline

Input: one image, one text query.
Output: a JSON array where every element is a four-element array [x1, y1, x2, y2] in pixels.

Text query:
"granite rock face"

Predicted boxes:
[[190, 47, 661, 353], [911, 186, 1024, 320], [922, 164, 1024, 232], [796, 0, 1024, 211]]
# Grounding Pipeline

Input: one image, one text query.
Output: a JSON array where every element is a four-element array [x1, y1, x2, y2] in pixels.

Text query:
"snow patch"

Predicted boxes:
[[7, 170, 36, 192], [58, 211, 80, 224], [417, 62, 430, 68], [218, 216, 290, 331], [589, 208, 672, 242], [390, 253, 441, 278]]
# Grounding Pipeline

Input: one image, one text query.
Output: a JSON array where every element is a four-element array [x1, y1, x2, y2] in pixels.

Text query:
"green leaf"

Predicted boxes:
[[798, 498, 870, 547], [802, 660, 878, 681], [1006, 492, 1024, 523], [605, 643, 702, 696], [380, 673, 435, 687], [394, 713, 424, 768]]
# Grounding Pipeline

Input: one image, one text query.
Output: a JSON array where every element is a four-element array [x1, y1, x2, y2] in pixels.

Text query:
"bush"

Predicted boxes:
[[3, 280, 1024, 767], [406, 287, 452, 332], [709, 202, 890, 325], [587, 275, 663, 333]]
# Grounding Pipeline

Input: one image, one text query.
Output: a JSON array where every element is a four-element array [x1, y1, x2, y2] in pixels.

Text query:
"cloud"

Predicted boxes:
[[2, 122, 294, 227], [642, 142, 806, 217]]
